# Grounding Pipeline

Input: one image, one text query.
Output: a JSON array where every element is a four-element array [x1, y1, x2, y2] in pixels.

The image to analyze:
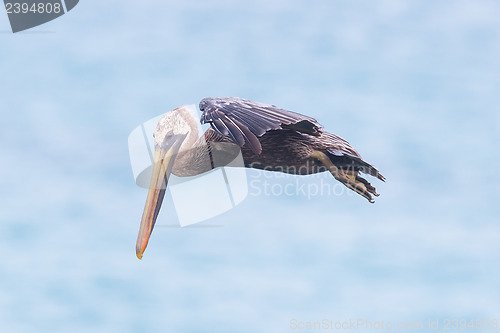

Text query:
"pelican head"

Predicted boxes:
[[153, 106, 198, 148], [136, 105, 198, 259]]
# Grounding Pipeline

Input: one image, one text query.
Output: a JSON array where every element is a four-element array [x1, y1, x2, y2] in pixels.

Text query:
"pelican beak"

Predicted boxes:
[[136, 134, 185, 259]]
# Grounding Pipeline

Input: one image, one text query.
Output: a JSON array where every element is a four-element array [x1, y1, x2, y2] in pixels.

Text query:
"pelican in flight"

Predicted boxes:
[[136, 97, 385, 259]]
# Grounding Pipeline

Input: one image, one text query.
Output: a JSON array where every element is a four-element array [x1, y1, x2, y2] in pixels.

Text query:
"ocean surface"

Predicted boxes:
[[1, 1, 499, 332]]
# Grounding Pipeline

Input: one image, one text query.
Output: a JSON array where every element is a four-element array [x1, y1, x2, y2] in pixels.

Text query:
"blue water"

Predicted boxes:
[[1, 1, 499, 332]]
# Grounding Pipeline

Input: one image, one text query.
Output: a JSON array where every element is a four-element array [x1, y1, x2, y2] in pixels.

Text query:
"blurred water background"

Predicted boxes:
[[1, 1, 499, 332]]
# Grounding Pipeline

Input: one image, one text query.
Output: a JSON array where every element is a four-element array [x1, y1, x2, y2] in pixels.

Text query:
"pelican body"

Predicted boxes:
[[136, 97, 385, 259]]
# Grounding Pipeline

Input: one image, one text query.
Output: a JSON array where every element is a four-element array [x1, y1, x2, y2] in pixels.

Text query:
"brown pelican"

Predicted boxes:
[[136, 97, 385, 259]]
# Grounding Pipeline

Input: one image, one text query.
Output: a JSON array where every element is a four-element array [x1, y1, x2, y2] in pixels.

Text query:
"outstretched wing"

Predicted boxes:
[[199, 97, 322, 155]]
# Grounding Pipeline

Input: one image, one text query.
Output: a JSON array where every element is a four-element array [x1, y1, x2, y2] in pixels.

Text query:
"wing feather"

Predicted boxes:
[[199, 97, 322, 154]]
